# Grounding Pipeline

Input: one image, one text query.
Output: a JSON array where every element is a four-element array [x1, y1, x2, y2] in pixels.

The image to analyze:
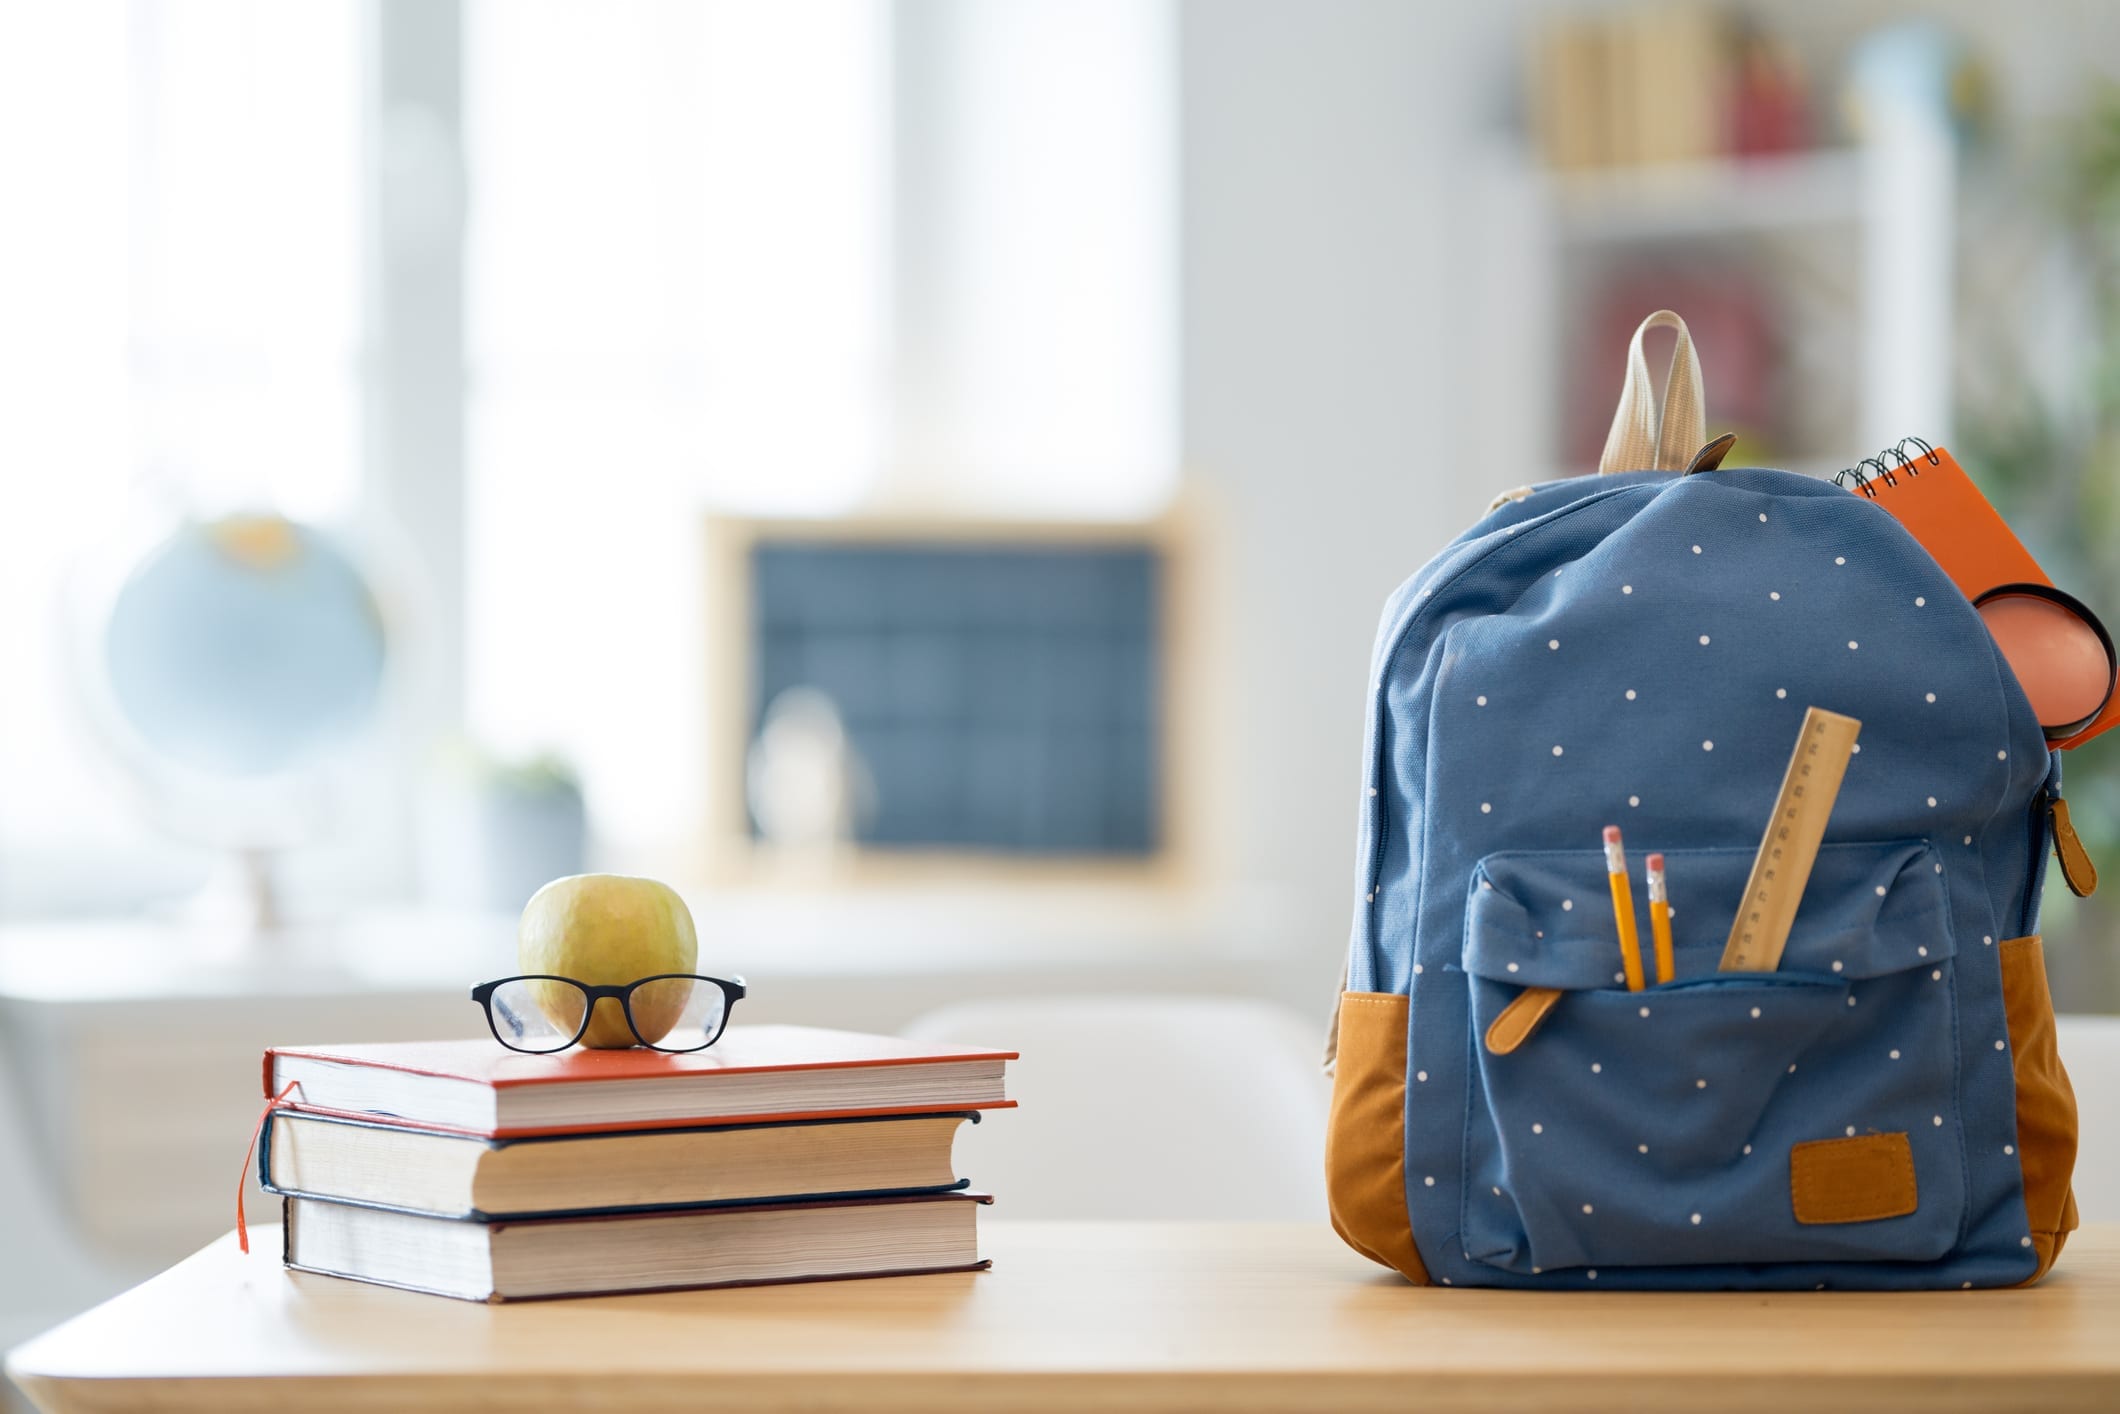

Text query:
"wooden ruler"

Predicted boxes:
[[1718, 707, 1863, 972]]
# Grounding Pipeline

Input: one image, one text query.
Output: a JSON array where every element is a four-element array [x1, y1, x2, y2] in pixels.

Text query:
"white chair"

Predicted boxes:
[[902, 994, 1331, 1221], [2058, 1014, 2120, 1224]]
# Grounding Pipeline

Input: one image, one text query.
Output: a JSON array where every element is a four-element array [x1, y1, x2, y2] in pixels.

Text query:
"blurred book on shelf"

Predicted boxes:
[[1526, 3, 1811, 170]]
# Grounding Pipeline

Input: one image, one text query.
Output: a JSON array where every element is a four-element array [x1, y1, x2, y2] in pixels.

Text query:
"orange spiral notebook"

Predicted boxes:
[[1844, 443, 2117, 750]]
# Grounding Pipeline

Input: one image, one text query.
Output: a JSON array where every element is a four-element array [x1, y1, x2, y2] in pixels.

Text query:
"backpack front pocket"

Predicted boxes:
[[1458, 842, 1966, 1276]]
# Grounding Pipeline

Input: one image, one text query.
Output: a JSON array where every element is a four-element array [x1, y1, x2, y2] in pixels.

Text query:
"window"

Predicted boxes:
[[0, 1, 362, 913], [893, 0, 1178, 517], [463, 1, 1178, 858], [0, 1, 1180, 910], [462, 0, 894, 846]]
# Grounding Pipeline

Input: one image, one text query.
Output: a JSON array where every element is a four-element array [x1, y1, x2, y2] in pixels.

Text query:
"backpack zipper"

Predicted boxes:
[[2021, 779, 2053, 940], [2021, 756, 2098, 938], [1376, 482, 1662, 658], [1363, 483, 1660, 909], [2048, 793, 2098, 900], [1373, 484, 1659, 713]]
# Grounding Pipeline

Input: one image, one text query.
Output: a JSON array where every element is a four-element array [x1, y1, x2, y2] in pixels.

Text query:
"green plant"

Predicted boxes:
[[1958, 81, 2120, 1001]]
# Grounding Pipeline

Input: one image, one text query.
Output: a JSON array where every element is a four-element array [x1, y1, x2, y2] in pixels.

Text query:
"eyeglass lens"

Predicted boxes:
[[485, 976, 733, 1053], [488, 977, 590, 1053], [629, 976, 732, 1053]]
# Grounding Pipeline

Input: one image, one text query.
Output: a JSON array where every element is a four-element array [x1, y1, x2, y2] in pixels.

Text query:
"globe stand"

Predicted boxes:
[[69, 510, 394, 969], [183, 848, 284, 956]]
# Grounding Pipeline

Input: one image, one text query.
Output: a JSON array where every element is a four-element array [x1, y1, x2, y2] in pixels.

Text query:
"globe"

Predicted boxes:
[[102, 515, 387, 778]]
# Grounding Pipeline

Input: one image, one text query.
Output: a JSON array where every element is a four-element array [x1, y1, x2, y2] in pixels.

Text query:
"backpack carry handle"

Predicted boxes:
[[1598, 309, 1706, 474]]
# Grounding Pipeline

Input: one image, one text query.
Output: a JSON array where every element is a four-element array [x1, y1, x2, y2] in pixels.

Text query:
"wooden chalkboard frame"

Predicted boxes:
[[701, 511, 1195, 888]]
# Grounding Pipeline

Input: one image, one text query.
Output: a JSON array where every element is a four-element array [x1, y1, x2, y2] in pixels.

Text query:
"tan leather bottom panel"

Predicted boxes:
[[1790, 1132, 1917, 1225], [1999, 936, 2080, 1283], [1325, 992, 1428, 1284]]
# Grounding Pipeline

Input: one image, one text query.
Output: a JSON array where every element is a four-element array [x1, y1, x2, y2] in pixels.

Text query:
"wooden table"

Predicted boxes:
[[11, 1222, 2120, 1412]]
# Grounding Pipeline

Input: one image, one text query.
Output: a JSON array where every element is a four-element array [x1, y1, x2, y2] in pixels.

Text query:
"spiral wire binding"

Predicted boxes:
[[1833, 437, 1939, 498]]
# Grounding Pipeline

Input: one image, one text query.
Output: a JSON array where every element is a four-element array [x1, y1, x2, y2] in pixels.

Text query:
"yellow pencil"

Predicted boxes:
[[1646, 852, 1676, 985], [1604, 825, 1646, 992]]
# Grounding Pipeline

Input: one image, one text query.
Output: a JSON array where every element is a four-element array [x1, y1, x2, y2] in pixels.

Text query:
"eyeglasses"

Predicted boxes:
[[470, 974, 747, 1054]]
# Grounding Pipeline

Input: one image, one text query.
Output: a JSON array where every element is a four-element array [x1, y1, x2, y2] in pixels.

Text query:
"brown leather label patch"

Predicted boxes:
[[1790, 1132, 1918, 1225]]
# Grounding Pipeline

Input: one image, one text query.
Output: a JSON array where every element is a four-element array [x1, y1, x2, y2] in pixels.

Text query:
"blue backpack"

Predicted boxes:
[[1326, 312, 2084, 1291]]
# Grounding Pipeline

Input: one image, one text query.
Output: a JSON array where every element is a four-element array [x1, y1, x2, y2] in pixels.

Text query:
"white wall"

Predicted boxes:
[[1179, 0, 2120, 1006], [1181, 0, 1502, 979]]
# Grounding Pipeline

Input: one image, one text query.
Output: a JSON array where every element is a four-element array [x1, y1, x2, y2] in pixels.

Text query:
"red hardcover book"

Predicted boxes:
[[265, 1026, 1015, 1139]]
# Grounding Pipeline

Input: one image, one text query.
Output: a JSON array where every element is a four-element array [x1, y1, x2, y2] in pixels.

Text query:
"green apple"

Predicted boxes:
[[517, 874, 699, 1048]]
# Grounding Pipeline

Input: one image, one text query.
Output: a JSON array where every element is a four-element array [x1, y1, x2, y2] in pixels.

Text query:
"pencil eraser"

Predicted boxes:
[[1647, 853, 1665, 871], [1603, 825, 1622, 845]]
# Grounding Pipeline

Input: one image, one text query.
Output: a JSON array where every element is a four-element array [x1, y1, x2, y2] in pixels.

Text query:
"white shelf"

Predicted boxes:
[[1540, 148, 1864, 243], [1462, 121, 1953, 493]]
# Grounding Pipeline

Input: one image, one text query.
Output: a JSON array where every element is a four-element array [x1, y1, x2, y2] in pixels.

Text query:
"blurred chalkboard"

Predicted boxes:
[[750, 540, 1161, 854]]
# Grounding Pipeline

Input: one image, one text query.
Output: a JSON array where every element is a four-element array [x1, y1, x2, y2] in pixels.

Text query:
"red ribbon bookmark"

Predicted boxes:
[[237, 1081, 301, 1254]]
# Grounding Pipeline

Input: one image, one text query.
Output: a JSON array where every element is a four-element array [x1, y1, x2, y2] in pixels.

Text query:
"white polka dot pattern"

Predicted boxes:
[[1365, 469, 2053, 1289]]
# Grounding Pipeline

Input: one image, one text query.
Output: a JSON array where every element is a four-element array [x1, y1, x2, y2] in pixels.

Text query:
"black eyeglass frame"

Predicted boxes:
[[470, 973, 748, 1054]]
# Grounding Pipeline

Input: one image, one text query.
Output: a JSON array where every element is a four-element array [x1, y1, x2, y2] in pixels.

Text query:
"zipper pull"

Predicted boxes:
[[1485, 986, 1564, 1055], [2051, 795, 2099, 898]]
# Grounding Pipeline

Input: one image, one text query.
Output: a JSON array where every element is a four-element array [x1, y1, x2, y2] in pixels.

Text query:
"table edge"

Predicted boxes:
[[10, 1365, 2120, 1414]]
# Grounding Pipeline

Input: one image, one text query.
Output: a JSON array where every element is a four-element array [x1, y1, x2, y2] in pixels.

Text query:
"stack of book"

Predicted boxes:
[[258, 1026, 1014, 1301]]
